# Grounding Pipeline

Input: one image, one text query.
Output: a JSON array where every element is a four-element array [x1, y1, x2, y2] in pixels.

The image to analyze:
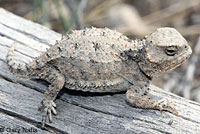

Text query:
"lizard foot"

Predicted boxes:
[[38, 100, 57, 128], [155, 99, 178, 115]]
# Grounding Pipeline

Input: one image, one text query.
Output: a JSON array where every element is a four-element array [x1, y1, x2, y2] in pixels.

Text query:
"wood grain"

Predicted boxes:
[[0, 8, 199, 134]]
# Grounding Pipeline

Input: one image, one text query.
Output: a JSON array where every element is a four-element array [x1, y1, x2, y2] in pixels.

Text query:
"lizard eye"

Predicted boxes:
[[165, 46, 178, 56]]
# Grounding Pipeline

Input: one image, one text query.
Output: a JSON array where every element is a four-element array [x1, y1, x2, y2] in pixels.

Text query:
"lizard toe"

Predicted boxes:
[[40, 100, 57, 128], [155, 99, 178, 115]]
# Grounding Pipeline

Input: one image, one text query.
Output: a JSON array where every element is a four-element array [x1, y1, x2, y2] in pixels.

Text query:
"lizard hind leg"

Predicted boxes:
[[126, 85, 178, 115], [38, 69, 65, 128]]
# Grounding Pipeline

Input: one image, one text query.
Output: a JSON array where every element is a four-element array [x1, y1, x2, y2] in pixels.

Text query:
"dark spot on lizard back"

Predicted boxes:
[[124, 38, 132, 43], [93, 42, 100, 51], [82, 30, 86, 35], [111, 44, 115, 49], [74, 43, 78, 50], [90, 59, 97, 64], [57, 46, 62, 53]]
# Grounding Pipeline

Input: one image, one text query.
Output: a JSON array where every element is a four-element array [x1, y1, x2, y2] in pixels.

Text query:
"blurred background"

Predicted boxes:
[[1, 0, 200, 102]]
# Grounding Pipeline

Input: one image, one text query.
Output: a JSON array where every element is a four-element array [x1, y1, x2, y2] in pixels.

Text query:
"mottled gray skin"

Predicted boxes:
[[6, 27, 192, 128]]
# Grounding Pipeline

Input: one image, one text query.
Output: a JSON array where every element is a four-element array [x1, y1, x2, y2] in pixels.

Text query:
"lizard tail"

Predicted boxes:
[[7, 42, 33, 77]]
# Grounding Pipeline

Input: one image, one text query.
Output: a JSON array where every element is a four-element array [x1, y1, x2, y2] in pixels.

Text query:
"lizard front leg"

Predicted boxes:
[[38, 69, 65, 128], [126, 83, 178, 115]]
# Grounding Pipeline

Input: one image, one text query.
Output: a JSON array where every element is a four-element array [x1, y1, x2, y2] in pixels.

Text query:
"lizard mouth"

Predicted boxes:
[[160, 47, 192, 73]]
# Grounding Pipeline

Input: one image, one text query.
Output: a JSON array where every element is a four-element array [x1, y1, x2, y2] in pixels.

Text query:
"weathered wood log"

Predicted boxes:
[[0, 8, 199, 134]]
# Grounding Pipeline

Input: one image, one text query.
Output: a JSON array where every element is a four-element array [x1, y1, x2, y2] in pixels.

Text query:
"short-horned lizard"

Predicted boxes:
[[7, 27, 192, 127]]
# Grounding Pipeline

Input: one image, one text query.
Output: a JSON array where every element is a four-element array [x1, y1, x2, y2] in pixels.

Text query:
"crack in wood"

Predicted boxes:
[[0, 8, 200, 133]]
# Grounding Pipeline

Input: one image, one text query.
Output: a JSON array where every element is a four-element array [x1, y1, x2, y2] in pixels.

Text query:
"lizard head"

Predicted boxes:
[[138, 27, 192, 79]]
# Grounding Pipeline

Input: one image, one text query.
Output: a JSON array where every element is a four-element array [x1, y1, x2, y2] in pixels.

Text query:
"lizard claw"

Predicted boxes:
[[39, 100, 57, 128], [155, 99, 178, 115]]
